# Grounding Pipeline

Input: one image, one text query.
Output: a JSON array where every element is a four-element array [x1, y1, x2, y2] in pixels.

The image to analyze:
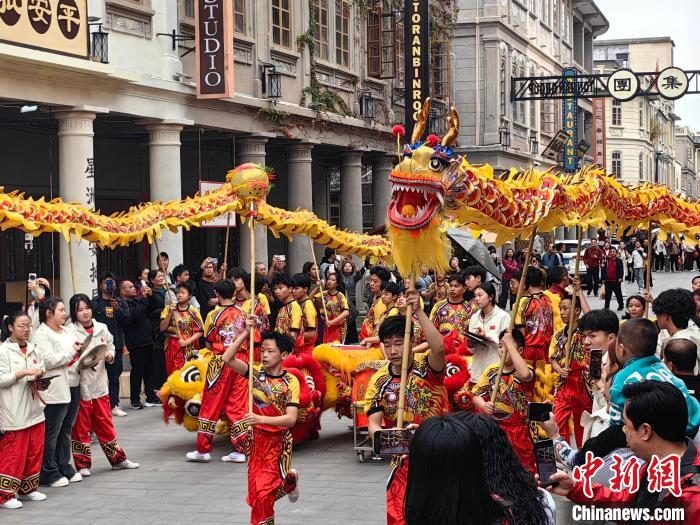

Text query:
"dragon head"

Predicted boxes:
[[388, 98, 458, 231], [387, 99, 459, 276]]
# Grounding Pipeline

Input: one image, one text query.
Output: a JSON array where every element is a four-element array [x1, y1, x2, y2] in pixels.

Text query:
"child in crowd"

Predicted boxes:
[[231, 268, 270, 331], [68, 295, 139, 476], [359, 266, 392, 341], [0, 312, 48, 509], [365, 286, 448, 525], [272, 274, 302, 342], [550, 294, 592, 447], [429, 272, 472, 343], [361, 282, 400, 347], [221, 325, 300, 525], [466, 329, 536, 473], [159, 282, 204, 375], [292, 273, 318, 355]]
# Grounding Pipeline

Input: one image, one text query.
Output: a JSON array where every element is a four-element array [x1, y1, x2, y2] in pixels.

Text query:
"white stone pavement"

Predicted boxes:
[[3, 269, 695, 525]]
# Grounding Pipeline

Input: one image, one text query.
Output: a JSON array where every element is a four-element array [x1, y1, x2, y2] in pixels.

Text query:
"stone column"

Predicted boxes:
[[371, 154, 395, 229], [143, 120, 190, 267], [340, 150, 365, 234], [56, 107, 108, 298], [286, 143, 315, 273], [238, 135, 271, 270], [312, 166, 329, 262]]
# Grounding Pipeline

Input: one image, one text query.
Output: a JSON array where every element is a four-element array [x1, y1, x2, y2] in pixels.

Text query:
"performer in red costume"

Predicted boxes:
[[186, 279, 249, 464], [365, 286, 448, 525], [159, 282, 203, 375], [272, 274, 302, 342], [222, 324, 300, 525], [0, 311, 47, 510], [292, 273, 318, 355], [316, 271, 349, 344], [69, 295, 139, 476]]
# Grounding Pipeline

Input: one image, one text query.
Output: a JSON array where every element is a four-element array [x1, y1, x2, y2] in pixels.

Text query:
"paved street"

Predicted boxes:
[[4, 268, 695, 525]]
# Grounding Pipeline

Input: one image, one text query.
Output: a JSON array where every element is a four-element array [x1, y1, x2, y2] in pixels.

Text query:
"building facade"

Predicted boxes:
[[674, 126, 699, 199], [0, 0, 416, 300], [593, 38, 680, 192]]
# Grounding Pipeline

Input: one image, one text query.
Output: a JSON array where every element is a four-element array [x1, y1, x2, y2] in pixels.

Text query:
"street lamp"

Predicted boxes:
[[499, 122, 511, 149], [359, 91, 376, 120], [260, 64, 282, 100], [88, 18, 109, 64]]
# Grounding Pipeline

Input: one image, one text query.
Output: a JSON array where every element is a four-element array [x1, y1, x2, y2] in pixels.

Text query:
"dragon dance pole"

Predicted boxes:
[[67, 234, 77, 296], [248, 204, 257, 413], [223, 211, 232, 274], [645, 219, 654, 318], [396, 275, 415, 429], [564, 226, 584, 368], [491, 230, 537, 401], [307, 237, 329, 322]]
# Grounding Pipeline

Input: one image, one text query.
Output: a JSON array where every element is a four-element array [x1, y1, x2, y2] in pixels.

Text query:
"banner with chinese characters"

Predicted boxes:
[[404, 0, 430, 138], [592, 98, 606, 170], [0, 0, 88, 58], [195, 0, 234, 99]]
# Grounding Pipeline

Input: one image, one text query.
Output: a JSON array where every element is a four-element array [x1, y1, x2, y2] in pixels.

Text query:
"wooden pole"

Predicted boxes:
[[645, 219, 653, 318], [67, 235, 77, 296], [491, 229, 537, 401], [307, 237, 330, 322], [153, 236, 181, 338], [564, 226, 584, 368], [248, 209, 256, 413], [396, 275, 415, 429], [223, 211, 232, 274]]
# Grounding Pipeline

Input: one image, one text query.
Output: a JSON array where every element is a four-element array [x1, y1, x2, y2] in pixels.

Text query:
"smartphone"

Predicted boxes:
[[527, 402, 553, 422], [373, 428, 415, 456], [28, 273, 37, 282], [106, 280, 114, 295], [589, 348, 603, 380], [534, 439, 558, 487], [279, 255, 286, 262]]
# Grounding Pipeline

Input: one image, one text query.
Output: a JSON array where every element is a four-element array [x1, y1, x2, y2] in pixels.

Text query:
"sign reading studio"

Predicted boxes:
[[0, 0, 88, 58], [195, 0, 234, 99]]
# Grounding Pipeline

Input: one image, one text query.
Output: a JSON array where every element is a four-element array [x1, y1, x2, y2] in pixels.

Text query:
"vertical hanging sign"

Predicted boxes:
[[592, 98, 606, 170], [562, 67, 578, 172], [404, 0, 430, 138], [196, 0, 234, 99]]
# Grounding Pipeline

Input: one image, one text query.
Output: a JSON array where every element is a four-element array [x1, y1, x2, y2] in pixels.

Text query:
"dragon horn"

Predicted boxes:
[[441, 106, 460, 147], [411, 97, 431, 144]]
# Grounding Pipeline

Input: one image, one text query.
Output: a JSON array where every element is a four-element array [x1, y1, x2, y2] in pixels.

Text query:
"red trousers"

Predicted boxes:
[[71, 395, 127, 470], [500, 419, 536, 475], [387, 456, 408, 525], [0, 422, 44, 503], [553, 375, 592, 447], [196, 356, 249, 454], [247, 429, 295, 525], [164, 337, 199, 376]]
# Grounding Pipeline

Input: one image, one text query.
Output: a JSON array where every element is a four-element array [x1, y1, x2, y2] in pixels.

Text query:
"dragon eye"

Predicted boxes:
[[429, 158, 445, 172], [446, 363, 461, 377]]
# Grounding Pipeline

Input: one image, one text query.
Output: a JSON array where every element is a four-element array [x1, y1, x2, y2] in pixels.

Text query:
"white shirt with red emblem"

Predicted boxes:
[[0, 339, 46, 431]]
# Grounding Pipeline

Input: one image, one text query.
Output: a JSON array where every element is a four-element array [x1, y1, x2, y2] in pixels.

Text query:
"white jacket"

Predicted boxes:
[[468, 306, 511, 382], [72, 321, 115, 401], [0, 339, 46, 431], [31, 323, 79, 404]]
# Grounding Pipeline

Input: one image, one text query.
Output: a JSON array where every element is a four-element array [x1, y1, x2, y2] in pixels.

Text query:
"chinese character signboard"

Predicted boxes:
[[0, 0, 88, 58], [607, 68, 639, 102], [592, 98, 606, 170], [404, 0, 430, 138], [195, 0, 234, 99], [657, 66, 689, 100], [198, 181, 236, 227], [562, 67, 578, 173]]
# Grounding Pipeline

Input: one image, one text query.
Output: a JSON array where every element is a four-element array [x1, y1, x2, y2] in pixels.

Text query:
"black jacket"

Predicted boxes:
[[603, 257, 624, 281], [122, 297, 154, 348], [92, 295, 130, 350]]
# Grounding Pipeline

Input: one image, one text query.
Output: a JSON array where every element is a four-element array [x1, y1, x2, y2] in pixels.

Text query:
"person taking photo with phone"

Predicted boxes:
[[92, 272, 131, 417]]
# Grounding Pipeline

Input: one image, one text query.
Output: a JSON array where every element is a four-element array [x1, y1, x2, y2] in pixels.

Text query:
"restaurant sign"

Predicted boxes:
[[0, 0, 88, 58]]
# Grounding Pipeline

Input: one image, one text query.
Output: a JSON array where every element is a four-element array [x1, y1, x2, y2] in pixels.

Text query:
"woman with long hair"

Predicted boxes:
[[316, 269, 350, 344], [31, 297, 83, 487], [469, 283, 511, 385], [68, 295, 140, 476], [449, 256, 461, 273], [621, 294, 645, 321], [456, 412, 556, 525], [340, 260, 363, 343], [0, 311, 49, 509], [404, 414, 512, 525]]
